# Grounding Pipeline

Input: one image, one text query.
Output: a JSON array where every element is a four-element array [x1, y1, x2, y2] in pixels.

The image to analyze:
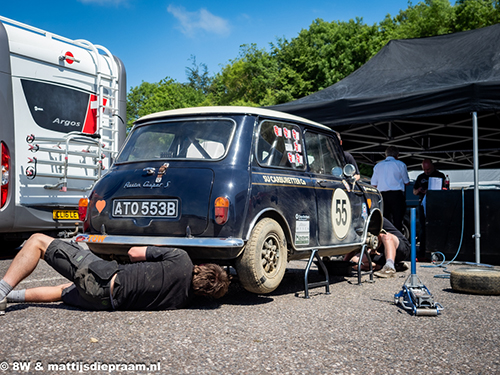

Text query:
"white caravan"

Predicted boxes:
[[0, 16, 126, 248]]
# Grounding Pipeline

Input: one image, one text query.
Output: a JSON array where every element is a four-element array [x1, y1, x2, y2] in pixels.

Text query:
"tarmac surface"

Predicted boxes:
[[0, 253, 499, 374]]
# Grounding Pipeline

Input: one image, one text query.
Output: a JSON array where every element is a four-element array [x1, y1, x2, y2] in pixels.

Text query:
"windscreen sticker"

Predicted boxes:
[[294, 142, 302, 153], [332, 189, 352, 239], [292, 129, 300, 141], [287, 152, 296, 164], [285, 143, 293, 152], [295, 154, 304, 166], [273, 125, 283, 137], [283, 128, 291, 139], [295, 214, 310, 245]]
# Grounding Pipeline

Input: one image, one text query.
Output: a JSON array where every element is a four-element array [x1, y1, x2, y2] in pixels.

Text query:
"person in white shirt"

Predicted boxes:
[[371, 146, 410, 232]]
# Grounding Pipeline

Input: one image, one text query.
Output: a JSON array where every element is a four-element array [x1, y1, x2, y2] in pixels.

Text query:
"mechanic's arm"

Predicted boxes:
[[128, 246, 176, 262], [128, 246, 147, 262]]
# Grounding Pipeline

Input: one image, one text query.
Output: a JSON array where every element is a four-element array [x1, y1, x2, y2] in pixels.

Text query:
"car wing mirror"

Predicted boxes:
[[343, 163, 356, 178]]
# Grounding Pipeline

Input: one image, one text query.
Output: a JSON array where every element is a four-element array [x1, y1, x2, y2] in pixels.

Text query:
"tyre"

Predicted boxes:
[[450, 267, 500, 295], [236, 218, 287, 294]]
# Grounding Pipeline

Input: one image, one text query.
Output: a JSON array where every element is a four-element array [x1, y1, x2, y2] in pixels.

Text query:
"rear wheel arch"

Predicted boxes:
[[236, 217, 288, 294], [245, 209, 293, 251]]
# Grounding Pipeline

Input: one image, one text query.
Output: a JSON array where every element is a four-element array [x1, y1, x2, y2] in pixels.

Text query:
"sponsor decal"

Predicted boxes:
[[156, 163, 169, 183], [74, 234, 106, 243], [342, 179, 351, 192], [262, 174, 307, 186], [362, 203, 368, 221], [363, 186, 379, 193], [295, 214, 310, 245]]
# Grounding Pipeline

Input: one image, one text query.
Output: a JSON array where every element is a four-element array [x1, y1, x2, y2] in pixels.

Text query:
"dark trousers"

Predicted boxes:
[[381, 190, 406, 232]]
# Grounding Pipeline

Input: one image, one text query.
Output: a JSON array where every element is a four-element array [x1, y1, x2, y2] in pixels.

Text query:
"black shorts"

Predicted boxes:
[[44, 240, 117, 310]]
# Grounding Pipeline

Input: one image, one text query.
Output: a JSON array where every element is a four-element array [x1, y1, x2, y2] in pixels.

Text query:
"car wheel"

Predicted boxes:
[[236, 218, 287, 294], [450, 267, 500, 295]]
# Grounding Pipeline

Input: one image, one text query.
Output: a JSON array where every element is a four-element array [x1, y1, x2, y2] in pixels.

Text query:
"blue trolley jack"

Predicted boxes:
[[394, 208, 443, 316]]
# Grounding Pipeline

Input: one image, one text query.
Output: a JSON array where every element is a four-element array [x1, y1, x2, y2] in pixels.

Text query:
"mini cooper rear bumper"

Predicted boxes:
[[75, 234, 245, 260]]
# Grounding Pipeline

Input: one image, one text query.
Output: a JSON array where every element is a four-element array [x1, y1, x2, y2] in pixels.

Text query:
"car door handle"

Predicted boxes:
[[316, 179, 328, 187]]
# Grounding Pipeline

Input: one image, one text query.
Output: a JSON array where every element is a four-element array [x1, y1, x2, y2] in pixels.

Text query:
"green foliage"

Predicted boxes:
[[126, 78, 205, 129], [454, 0, 500, 31], [127, 0, 500, 118], [208, 44, 279, 107], [379, 0, 455, 41], [274, 18, 380, 98]]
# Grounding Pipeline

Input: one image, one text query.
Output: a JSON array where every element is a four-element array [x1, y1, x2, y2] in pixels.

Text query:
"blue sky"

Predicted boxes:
[[2, 0, 413, 91]]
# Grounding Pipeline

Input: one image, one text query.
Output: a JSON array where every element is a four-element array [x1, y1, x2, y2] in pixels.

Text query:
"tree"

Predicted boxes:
[[126, 78, 206, 129], [379, 0, 455, 42], [454, 0, 500, 31], [185, 56, 212, 94], [208, 44, 279, 107], [274, 18, 380, 100]]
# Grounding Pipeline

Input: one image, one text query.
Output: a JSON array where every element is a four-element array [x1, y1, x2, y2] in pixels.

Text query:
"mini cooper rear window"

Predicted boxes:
[[116, 119, 235, 162], [256, 121, 306, 170]]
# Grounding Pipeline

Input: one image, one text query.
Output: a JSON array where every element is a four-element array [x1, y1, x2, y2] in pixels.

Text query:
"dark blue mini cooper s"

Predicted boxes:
[[77, 107, 383, 294]]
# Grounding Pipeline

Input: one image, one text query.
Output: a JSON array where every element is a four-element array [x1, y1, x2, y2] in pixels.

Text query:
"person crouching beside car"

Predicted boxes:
[[344, 219, 410, 278]]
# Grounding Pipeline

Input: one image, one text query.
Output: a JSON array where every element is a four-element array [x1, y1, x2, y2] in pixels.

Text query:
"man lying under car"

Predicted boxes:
[[0, 234, 230, 315]]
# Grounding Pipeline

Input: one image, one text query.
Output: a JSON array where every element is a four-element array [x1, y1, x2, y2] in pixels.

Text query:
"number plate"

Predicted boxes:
[[112, 199, 178, 218], [53, 210, 79, 220]]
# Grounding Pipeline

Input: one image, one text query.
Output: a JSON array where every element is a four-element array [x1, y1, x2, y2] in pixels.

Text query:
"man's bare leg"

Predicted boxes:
[[23, 283, 73, 303], [374, 232, 400, 278], [2, 233, 54, 289]]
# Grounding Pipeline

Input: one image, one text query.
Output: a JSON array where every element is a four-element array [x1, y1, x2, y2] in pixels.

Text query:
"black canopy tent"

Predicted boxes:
[[271, 24, 500, 263], [271, 23, 500, 171]]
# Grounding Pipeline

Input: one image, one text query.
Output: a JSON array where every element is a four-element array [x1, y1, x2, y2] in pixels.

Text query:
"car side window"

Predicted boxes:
[[304, 132, 342, 175], [256, 121, 305, 170]]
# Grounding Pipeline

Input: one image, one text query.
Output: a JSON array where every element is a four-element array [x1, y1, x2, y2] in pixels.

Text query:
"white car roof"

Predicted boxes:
[[136, 106, 334, 133]]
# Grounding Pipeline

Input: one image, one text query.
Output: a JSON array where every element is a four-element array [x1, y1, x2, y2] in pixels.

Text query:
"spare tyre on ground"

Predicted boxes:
[[450, 267, 500, 295]]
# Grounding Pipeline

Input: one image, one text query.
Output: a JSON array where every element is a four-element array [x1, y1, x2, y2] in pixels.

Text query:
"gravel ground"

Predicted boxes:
[[0, 256, 499, 374]]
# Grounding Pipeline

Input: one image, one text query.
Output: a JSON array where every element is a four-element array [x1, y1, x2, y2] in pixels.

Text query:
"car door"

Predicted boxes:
[[304, 131, 364, 246]]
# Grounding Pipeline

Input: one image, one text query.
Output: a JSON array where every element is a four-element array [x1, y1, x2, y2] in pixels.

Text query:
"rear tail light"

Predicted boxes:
[[1, 142, 10, 209], [78, 198, 89, 221], [214, 197, 230, 225]]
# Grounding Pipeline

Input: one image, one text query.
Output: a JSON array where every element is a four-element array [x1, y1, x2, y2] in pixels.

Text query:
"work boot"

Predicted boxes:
[[395, 262, 409, 272], [374, 265, 396, 278], [0, 297, 6, 316]]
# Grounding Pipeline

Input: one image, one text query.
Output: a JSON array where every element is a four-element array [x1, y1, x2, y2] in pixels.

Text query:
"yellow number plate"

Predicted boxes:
[[53, 210, 79, 220]]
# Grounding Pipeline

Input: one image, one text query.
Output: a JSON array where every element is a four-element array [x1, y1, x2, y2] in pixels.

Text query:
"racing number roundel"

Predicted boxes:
[[332, 189, 351, 239]]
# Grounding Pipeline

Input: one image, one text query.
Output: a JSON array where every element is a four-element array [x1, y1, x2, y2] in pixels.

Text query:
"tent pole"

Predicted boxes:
[[472, 112, 481, 264]]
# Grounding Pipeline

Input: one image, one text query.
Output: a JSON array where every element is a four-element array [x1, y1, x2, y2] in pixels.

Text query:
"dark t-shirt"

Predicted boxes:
[[344, 151, 360, 175], [113, 247, 193, 310], [413, 170, 446, 200]]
